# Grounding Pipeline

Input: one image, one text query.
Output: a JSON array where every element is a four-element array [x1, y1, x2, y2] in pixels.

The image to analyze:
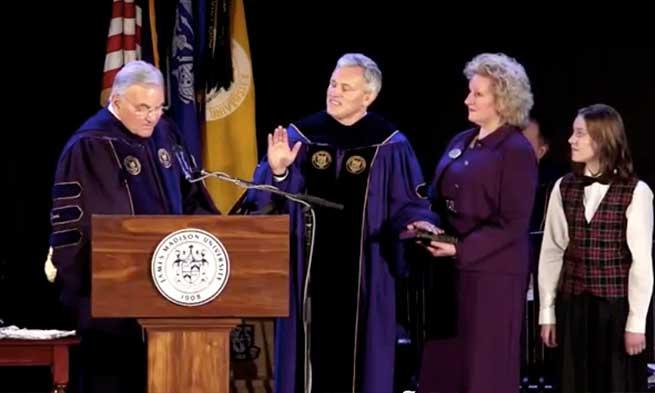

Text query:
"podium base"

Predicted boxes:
[[139, 318, 241, 393]]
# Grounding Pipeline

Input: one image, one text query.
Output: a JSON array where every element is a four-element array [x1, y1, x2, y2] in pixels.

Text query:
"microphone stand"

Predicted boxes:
[[188, 169, 341, 393], [188, 170, 343, 211]]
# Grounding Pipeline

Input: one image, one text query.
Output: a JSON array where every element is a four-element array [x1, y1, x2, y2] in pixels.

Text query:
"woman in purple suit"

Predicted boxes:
[[410, 53, 537, 392]]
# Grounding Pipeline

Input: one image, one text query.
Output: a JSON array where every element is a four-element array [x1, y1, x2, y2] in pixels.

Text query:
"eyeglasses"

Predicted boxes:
[[120, 96, 168, 118]]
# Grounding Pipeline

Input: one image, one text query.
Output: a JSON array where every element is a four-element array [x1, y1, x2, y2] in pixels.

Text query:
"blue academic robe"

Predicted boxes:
[[244, 112, 433, 393]]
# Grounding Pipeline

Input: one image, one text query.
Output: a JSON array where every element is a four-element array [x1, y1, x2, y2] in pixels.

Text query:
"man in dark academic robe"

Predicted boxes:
[[48, 61, 217, 393], [243, 53, 433, 393]]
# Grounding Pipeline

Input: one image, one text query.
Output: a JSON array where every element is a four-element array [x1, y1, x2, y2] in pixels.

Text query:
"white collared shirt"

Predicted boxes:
[[107, 102, 121, 120]]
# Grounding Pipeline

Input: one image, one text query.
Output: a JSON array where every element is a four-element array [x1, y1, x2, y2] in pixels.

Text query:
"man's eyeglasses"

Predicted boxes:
[[121, 96, 168, 118]]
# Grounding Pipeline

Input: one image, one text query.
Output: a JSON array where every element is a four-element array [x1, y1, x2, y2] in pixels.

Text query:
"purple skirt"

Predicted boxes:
[[419, 270, 527, 393]]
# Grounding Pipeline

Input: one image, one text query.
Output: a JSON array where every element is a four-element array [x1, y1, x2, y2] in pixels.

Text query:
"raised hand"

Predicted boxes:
[[267, 126, 302, 176]]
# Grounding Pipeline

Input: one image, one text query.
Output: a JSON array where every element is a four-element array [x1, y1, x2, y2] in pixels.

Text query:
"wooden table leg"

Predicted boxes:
[[51, 344, 70, 393], [51, 385, 66, 393]]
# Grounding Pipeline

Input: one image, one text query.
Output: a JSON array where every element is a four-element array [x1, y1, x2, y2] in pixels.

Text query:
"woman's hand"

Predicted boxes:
[[540, 324, 557, 348], [424, 241, 456, 257], [625, 332, 646, 356]]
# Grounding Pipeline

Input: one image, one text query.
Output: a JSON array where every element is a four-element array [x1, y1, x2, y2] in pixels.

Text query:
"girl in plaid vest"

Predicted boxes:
[[538, 104, 654, 392]]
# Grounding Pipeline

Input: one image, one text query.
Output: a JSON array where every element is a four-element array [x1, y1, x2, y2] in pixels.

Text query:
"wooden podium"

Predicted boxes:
[[91, 215, 289, 393]]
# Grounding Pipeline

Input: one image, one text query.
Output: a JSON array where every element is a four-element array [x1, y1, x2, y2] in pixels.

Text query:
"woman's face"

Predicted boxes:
[[464, 74, 500, 128]]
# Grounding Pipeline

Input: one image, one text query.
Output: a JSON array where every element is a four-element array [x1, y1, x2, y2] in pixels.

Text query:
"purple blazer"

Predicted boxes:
[[431, 124, 537, 275]]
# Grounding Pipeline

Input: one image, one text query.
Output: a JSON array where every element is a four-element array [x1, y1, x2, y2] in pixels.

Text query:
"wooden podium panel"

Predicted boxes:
[[90, 214, 290, 393], [91, 215, 289, 318]]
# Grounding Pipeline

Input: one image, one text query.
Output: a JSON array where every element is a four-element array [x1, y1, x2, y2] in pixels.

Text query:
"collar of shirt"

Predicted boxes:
[[581, 169, 611, 185], [107, 102, 121, 121], [472, 123, 520, 149]]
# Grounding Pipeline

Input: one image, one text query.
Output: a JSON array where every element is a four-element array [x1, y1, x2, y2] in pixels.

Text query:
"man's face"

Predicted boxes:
[[522, 121, 549, 161], [112, 83, 165, 138], [326, 66, 375, 125]]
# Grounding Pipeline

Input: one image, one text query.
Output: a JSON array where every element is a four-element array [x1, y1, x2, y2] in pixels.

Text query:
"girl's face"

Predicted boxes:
[[569, 115, 599, 170]]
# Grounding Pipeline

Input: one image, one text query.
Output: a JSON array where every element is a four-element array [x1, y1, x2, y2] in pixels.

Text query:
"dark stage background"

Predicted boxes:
[[1, 2, 654, 391]]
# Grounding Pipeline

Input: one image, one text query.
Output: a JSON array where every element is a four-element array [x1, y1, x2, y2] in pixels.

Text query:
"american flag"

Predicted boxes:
[[100, 0, 143, 105]]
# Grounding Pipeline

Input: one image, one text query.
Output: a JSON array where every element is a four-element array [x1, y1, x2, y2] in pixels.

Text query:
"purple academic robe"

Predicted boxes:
[[49, 108, 218, 393], [418, 125, 537, 393], [244, 112, 433, 393], [50, 108, 218, 333]]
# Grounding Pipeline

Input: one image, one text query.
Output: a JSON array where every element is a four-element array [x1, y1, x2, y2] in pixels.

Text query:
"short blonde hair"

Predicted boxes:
[[464, 53, 533, 128]]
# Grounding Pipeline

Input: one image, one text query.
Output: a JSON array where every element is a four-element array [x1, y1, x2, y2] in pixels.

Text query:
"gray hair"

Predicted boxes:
[[464, 53, 533, 128], [110, 60, 165, 97], [336, 53, 382, 96]]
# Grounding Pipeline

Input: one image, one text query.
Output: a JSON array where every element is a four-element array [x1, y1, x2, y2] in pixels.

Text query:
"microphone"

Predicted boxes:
[[172, 144, 196, 180]]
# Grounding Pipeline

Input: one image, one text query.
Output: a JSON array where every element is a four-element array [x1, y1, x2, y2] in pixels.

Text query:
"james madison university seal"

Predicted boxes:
[[151, 228, 230, 307]]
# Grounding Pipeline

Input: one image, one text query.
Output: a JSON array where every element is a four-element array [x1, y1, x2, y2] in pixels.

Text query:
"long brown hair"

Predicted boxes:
[[573, 104, 634, 180]]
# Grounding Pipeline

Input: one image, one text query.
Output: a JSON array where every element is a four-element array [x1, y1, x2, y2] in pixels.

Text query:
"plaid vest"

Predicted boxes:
[[558, 173, 637, 298]]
